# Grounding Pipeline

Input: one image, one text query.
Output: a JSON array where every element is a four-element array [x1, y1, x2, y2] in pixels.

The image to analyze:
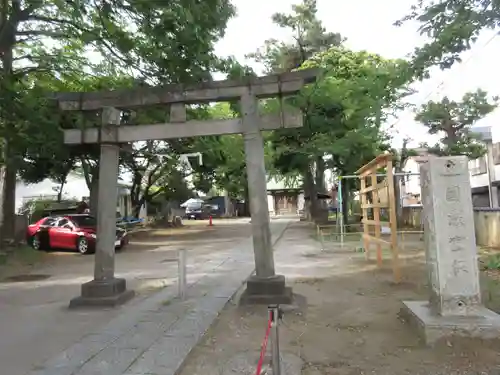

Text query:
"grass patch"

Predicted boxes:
[[482, 254, 500, 271], [0, 252, 7, 265], [0, 245, 44, 271]]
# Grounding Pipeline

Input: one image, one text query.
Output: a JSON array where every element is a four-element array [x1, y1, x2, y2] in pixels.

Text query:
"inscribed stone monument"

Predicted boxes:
[[401, 156, 500, 345]]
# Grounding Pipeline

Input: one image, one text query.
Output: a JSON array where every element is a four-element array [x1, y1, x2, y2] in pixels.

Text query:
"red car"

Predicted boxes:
[[26, 214, 129, 254]]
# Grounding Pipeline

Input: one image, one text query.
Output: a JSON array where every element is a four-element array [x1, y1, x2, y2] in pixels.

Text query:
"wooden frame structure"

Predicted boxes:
[[356, 153, 400, 282]]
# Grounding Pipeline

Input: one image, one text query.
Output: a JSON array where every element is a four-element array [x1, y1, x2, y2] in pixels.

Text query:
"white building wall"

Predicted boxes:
[[16, 174, 90, 212], [267, 195, 274, 213], [469, 124, 500, 189], [16, 173, 132, 215], [400, 127, 500, 205], [469, 169, 490, 188], [400, 158, 423, 206], [297, 193, 305, 211]]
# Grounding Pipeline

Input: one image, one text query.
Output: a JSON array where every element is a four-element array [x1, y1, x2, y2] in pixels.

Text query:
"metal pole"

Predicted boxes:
[[270, 305, 281, 375], [485, 142, 497, 207], [338, 177, 344, 248], [178, 249, 187, 300]]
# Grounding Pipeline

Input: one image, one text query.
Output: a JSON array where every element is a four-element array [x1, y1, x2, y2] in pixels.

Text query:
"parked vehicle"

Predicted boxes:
[[185, 202, 206, 220], [26, 214, 129, 254], [184, 203, 217, 220]]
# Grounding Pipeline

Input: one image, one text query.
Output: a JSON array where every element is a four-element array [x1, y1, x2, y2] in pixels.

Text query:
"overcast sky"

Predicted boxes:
[[214, 0, 500, 148]]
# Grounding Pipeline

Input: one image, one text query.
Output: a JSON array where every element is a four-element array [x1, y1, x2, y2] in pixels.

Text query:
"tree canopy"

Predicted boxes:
[[396, 0, 499, 78], [240, 0, 414, 222], [0, 0, 237, 243], [415, 89, 497, 158]]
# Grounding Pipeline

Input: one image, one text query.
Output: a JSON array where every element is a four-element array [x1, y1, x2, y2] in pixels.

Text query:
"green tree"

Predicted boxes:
[[396, 0, 498, 78], [248, 0, 343, 220], [187, 102, 250, 200], [249, 0, 411, 222], [181, 61, 258, 203], [266, 46, 409, 222], [415, 89, 497, 158], [247, 0, 343, 73], [0, 0, 236, 243]]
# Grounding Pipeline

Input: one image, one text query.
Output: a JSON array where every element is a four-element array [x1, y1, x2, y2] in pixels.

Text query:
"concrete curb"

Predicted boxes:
[[28, 219, 291, 375]]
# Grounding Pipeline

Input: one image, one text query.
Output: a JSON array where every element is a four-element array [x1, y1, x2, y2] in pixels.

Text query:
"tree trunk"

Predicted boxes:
[[89, 174, 99, 217], [0, 19, 17, 248], [130, 171, 142, 216], [341, 179, 349, 226], [81, 159, 100, 215], [133, 203, 141, 218], [304, 165, 319, 221], [242, 185, 250, 217], [394, 175, 404, 227], [315, 156, 325, 192], [133, 196, 146, 218], [0, 158, 17, 244], [57, 180, 65, 202]]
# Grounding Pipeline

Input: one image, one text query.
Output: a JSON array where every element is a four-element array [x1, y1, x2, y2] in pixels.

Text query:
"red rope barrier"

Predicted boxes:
[[255, 312, 273, 375]]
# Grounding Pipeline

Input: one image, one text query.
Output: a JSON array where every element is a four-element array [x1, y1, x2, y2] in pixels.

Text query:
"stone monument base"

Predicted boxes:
[[69, 278, 135, 309], [239, 274, 293, 305], [400, 300, 500, 346]]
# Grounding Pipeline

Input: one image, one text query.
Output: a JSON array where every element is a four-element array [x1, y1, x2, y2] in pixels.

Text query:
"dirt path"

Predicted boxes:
[[180, 222, 500, 375], [0, 218, 252, 375]]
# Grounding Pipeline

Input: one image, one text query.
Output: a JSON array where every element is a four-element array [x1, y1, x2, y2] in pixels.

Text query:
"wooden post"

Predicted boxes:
[[386, 158, 400, 282], [356, 154, 400, 283], [360, 176, 370, 260], [371, 172, 383, 266]]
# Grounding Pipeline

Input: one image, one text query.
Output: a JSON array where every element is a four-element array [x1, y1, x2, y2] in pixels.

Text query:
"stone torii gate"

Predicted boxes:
[[54, 69, 319, 308]]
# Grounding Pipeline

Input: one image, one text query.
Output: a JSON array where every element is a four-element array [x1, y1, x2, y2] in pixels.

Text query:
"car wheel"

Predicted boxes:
[[31, 234, 43, 251], [77, 237, 91, 254]]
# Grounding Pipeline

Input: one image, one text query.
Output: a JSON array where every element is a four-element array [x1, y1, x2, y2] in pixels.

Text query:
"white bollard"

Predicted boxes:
[[178, 249, 187, 300]]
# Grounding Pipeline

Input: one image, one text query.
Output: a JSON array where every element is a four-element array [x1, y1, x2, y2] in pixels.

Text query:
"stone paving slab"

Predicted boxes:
[[27, 220, 290, 375]]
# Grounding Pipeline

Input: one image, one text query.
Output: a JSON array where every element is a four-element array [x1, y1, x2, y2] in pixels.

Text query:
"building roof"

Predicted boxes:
[[266, 177, 302, 191]]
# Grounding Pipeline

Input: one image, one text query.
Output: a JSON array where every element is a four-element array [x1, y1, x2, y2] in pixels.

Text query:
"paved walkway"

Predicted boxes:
[[28, 219, 291, 375], [1, 220, 253, 375]]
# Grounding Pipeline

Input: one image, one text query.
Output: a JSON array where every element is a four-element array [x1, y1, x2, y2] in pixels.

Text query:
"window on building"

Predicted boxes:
[[469, 156, 487, 175]]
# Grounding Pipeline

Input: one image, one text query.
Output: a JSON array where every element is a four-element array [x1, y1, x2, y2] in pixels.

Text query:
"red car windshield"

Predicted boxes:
[[70, 216, 97, 227]]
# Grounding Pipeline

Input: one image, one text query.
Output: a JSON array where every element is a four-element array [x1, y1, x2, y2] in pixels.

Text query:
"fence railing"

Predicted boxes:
[[402, 206, 500, 248]]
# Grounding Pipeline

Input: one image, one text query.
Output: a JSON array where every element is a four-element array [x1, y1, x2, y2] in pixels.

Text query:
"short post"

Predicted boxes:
[[269, 305, 282, 375], [338, 177, 344, 248], [208, 215, 213, 226], [178, 249, 187, 300]]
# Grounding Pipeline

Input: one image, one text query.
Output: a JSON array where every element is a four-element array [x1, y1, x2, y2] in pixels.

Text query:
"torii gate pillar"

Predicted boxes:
[[239, 89, 292, 305], [69, 107, 135, 308]]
